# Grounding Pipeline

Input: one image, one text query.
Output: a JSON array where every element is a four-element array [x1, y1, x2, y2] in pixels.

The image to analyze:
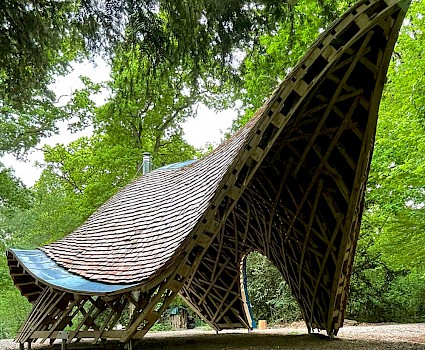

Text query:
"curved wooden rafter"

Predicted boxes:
[[6, 0, 410, 347]]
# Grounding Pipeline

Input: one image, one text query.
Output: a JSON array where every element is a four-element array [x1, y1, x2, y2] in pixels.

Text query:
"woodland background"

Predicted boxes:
[[0, 0, 424, 337]]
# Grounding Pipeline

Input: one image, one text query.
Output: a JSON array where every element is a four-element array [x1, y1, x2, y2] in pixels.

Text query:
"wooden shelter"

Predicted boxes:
[[7, 0, 411, 348]]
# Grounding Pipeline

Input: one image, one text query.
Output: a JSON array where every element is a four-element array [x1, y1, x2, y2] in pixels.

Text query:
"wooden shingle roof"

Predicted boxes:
[[7, 0, 411, 344], [40, 120, 256, 283]]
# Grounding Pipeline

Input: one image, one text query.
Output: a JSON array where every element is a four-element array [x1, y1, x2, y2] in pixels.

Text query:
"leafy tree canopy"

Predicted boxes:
[[0, 0, 121, 107], [363, 1, 425, 270], [35, 42, 200, 223], [1, 0, 352, 160], [1, 0, 346, 110], [230, 0, 354, 131], [0, 163, 30, 209]]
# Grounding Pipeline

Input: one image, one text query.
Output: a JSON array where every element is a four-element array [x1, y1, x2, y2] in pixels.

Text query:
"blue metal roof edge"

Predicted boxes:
[[157, 159, 197, 171], [10, 248, 137, 294]]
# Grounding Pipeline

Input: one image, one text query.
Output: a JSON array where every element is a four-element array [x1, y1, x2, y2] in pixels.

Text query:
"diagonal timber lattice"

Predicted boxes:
[[7, 0, 411, 347]]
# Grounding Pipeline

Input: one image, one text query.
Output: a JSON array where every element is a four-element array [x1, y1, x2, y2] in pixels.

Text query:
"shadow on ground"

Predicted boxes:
[[44, 333, 425, 350]]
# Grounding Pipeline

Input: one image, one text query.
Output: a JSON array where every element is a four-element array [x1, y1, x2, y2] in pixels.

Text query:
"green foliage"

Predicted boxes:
[[0, 0, 128, 108], [150, 322, 173, 332], [4, 176, 85, 248], [41, 136, 138, 219], [0, 288, 31, 339], [98, 44, 200, 162], [0, 0, 352, 159], [0, 95, 67, 157], [0, 163, 31, 210], [0, 0, 97, 157], [0, 177, 33, 338], [363, 1, 425, 271], [348, 229, 425, 323], [0, 74, 105, 158], [1, 0, 345, 118], [348, 3, 425, 321], [116, 0, 350, 94], [246, 252, 302, 324], [0, 1, 80, 109], [231, 0, 354, 131], [36, 44, 201, 222]]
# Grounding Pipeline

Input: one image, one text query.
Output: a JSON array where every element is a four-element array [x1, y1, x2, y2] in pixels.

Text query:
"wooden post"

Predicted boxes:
[[57, 331, 68, 350], [258, 320, 267, 330]]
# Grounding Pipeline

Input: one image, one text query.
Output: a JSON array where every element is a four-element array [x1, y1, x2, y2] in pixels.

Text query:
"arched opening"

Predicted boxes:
[[243, 252, 302, 326]]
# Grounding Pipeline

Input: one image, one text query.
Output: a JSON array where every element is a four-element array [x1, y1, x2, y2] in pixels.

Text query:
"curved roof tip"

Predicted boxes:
[[10, 249, 137, 294]]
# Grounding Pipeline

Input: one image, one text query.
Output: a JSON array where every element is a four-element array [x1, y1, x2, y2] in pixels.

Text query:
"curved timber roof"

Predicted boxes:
[[7, 0, 411, 343], [42, 120, 254, 283]]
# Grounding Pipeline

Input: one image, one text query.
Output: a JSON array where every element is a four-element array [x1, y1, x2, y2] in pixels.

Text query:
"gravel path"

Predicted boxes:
[[1, 323, 424, 350]]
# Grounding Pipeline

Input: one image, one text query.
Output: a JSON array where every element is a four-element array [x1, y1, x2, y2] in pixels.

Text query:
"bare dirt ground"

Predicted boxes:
[[1, 323, 424, 350]]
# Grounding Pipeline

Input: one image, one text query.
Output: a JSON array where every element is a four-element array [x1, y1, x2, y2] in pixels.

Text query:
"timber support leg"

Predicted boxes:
[[125, 339, 133, 350]]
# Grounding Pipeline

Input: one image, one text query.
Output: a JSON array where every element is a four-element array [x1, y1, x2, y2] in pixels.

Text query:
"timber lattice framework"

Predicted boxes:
[[7, 0, 410, 348]]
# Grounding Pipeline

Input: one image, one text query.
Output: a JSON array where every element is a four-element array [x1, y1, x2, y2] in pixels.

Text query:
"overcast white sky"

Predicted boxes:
[[1, 60, 236, 187]]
